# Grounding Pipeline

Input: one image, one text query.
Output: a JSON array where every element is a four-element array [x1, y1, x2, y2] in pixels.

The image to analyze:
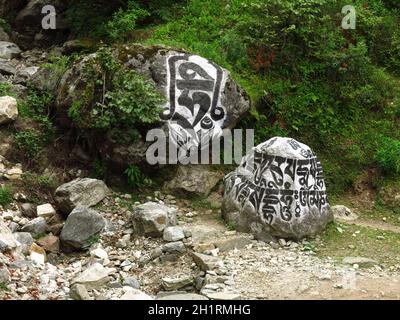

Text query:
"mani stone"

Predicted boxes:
[[222, 137, 333, 241], [54, 178, 109, 214], [131, 202, 177, 237], [60, 207, 105, 252], [0, 96, 18, 125]]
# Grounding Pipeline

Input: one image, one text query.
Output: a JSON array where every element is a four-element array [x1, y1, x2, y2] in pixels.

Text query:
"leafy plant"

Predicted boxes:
[[0, 186, 13, 207], [106, 0, 149, 41], [0, 82, 15, 97], [68, 46, 164, 130], [124, 164, 145, 188], [15, 130, 44, 159], [226, 220, 237, 231], [375, 136, 400, 175]]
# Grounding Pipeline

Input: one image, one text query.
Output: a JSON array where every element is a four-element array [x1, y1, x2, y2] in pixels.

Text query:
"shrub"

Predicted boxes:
[[68, 46, 164, 130], [124, 164, 145, 188], [375, 136, 400, 175], [0, 82, 15, 97], [0, 186, 12, 207], [106, 0, 149, 41], [15, 130, 44, 159]]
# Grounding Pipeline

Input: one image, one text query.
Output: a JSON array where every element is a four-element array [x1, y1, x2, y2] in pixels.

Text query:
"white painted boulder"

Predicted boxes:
[[222, 137, 333, 240]]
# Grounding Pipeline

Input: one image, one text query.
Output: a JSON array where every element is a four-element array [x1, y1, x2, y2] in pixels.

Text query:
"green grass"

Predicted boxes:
[[0, 186, 13, 207], [0, 283, 9, 292], [311, 222, 400, 266]]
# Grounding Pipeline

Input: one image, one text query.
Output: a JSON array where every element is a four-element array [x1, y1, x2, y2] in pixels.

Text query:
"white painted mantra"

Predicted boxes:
[[145, 128, 254, 165]]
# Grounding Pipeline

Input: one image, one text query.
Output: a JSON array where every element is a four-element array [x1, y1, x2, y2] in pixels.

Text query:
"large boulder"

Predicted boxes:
[[54, 178, 109, 214], [14, 0, 69, 49], [0, 96, 18, 125], [47, 45, 250, 170], [131, 202, 177, 237], [60, 206, 105, 252], [222, 137, 333, 241], [0, 41, 21, 59]]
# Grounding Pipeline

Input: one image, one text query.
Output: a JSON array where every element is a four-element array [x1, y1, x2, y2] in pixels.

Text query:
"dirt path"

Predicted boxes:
[[188, 213, 400, 300], [346, 219, 400, 234]]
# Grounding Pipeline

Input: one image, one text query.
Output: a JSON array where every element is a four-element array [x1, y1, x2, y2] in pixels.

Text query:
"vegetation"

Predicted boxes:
[[67, 46, 164, 131], [124, 164, 145, 188], [311, 222, 400, 266], [15, 89, 55, 160], [0, 186, 13, 207], [0, 82, 15, 97]]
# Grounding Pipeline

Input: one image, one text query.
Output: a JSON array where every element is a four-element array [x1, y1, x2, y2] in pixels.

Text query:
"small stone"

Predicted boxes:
[[29, 243, 46, 264], [0, 267, 10, 284], [0, 96, 18, 125], [162, 241, 186, 254], [122, 277, 140, 289], [36, 203, 56, 218], [70, 284, 91, 300], [192, 252, 222, 271], [206, 292, 241, 300], [72, 263, 110, 290], [163, 226, 185, 242], [278, 238, 286, 246], [162, 276, 193, 291], [36, 234, 60, 253], [90, 248, 108, 260], [20, 203, 37, 218]]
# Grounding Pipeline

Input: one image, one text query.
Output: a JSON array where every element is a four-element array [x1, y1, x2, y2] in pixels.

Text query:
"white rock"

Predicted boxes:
[[72, 263, 111, 290], [0, 96, 18, 125], [163, 226, 185, 242], [37, 203, 56, 218], [90, 248, 108, 260], [30, 251, 45, 265]]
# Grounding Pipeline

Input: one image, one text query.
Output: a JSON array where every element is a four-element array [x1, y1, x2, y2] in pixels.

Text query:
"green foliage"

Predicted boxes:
[[0, 82, 15, 97], [16, 89, 55, 159], [0, 186, 13, 207], [68, 46, 164, 130], [106, 1, 149, 41], [375, 136, 400, 175], [0, 18, 11, 33], [91, 158, 108, 179], [83, 233, 101, 249], [66, 0, 115, 38], [42, 55, 71, 78], [15, 130, 44, 159], [226, 220, 237, 231], [21, 172, 59, 203], [124, 164, 145, 188]]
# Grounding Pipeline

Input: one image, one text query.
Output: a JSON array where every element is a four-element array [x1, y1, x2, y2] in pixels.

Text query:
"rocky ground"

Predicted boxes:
[[1, 183, 400, 300]]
